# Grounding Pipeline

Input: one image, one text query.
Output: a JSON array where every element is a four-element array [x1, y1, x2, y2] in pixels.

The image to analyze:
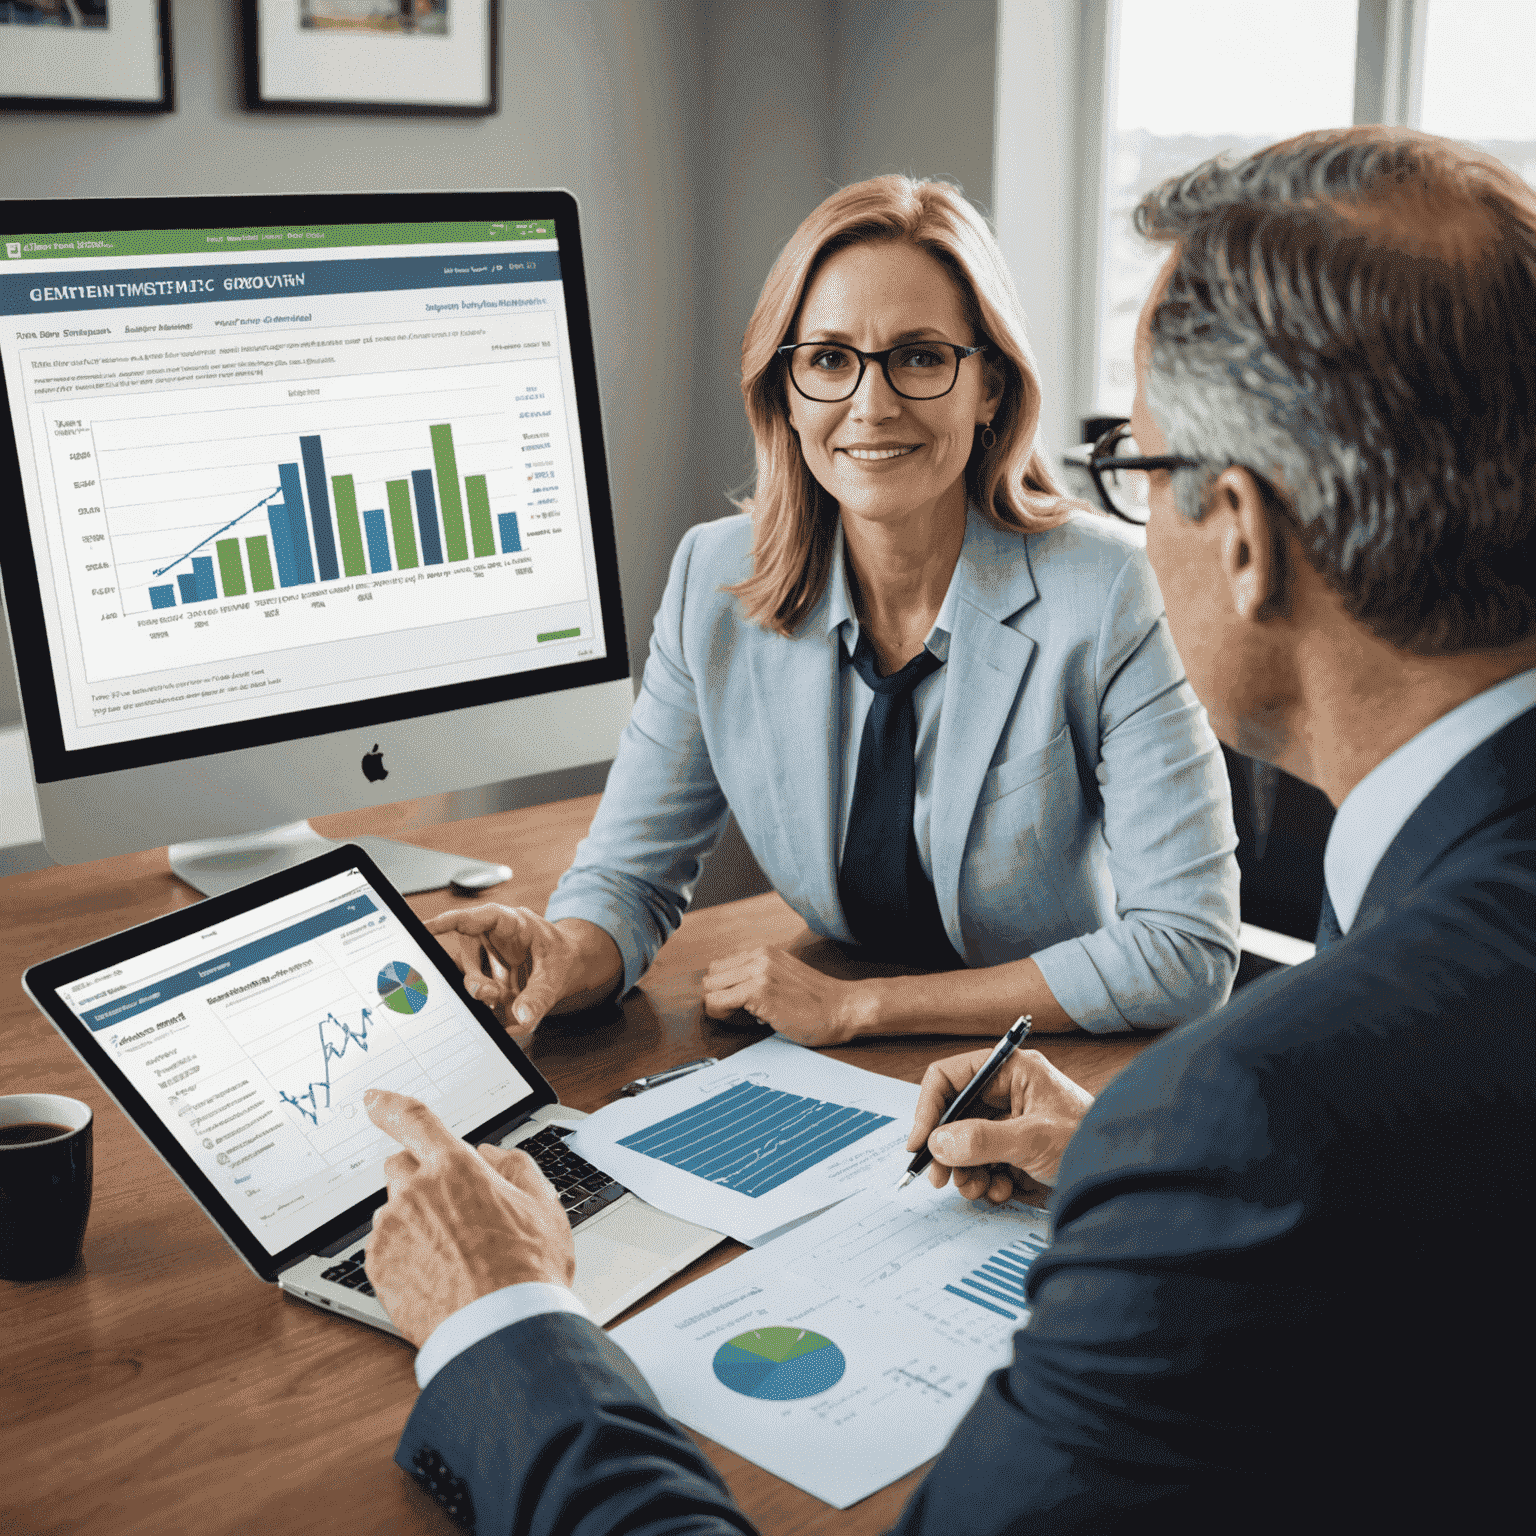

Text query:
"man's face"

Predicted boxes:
[[1132, 258, 1288, 760]]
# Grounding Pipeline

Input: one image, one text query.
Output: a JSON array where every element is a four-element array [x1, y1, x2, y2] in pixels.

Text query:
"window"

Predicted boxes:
[[1082, 0, 1536, 431], [1093, 0, 1358, 421], [1418, 0, 1536, 183]]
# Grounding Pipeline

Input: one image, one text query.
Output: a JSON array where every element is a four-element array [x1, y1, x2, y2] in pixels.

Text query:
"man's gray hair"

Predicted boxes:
[[1136, 127, 1536, 654]]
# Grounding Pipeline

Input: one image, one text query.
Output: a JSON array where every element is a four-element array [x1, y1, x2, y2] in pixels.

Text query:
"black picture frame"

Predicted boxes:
[[242, 0, 499, 117], [0, 0, 174, 114]]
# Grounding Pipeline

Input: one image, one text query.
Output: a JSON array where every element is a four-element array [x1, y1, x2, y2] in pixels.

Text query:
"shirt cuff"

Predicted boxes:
[[413, 1282, 592, 1391]]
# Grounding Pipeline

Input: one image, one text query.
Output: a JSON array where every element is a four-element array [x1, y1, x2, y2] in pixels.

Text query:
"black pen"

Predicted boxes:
[[619, 1057, 718, 1096], [897, 1015, 1032, 1189]]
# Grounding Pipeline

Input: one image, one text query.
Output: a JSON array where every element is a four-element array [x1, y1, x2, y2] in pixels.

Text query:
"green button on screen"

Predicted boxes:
[[537, 627, 581, 642]]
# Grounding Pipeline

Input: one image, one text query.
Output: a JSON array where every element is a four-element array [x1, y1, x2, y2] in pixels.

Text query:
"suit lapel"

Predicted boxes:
[[744, 589, 845, 936], [1354, 702, 1536, 931], [930, 516, 1040, 939]]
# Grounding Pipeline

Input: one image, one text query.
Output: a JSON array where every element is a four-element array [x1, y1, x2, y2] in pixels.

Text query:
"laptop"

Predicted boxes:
[[23, 843, 724, 1335]]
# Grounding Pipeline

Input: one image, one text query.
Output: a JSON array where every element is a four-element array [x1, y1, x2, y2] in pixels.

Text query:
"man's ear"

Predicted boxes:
[[1207, 466, 1282, 621]]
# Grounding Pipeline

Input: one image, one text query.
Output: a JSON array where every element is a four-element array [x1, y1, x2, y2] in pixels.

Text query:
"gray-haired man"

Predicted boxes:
[[363, 127, 1534, 1534]]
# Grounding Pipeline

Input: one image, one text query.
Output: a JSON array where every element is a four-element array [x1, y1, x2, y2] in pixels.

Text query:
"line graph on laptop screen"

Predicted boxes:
[[62, 867, 530, 1255]]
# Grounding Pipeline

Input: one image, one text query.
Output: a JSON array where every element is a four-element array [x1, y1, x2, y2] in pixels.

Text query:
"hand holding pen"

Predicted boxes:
[[901, 1018, 1096, 1201]]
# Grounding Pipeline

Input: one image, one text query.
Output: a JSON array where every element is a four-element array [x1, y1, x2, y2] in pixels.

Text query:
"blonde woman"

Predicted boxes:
[[429, 175, 1239, 1043]]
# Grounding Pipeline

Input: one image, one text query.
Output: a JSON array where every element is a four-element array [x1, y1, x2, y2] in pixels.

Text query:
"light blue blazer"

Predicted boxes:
[[546, 508, 1240, 1032]]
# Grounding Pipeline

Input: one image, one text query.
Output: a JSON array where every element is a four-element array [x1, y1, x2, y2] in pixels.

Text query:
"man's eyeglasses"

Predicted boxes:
[[1067, 417, 1202, 525], [776, 340, 986, 402]]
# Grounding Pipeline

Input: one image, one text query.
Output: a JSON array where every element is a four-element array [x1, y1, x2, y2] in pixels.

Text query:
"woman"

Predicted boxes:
[[429, 175, 1239, 1044]]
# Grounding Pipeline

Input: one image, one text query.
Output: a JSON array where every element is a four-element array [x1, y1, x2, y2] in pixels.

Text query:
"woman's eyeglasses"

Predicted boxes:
[[776, 340, 986, 402], [1069, 417, 1201, 525]]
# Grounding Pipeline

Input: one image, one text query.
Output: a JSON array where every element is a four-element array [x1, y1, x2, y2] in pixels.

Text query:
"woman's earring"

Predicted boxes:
[[980, 424, 997, 450]]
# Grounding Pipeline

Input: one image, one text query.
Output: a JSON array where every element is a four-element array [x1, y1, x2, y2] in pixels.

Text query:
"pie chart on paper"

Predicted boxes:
[[711, 1327, 847, 1400], [377, 961, 429, 1015]]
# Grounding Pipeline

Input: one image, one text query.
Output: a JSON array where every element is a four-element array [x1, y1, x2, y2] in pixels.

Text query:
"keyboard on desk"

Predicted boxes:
[[320, 1124, 627, 1300]]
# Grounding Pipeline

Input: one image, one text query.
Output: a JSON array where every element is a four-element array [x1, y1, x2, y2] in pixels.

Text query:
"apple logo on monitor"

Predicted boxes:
[[362, 744, 388, 783]]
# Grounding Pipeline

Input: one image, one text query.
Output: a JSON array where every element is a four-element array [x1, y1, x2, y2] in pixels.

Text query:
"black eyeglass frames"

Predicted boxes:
[[1070, 417, 1202, 525], [776, 340, 987, 402]]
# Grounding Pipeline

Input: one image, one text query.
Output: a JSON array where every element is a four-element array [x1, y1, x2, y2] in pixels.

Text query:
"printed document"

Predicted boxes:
[[568, 1036, 919, 1244], [609, 1184, 1051, 1508]]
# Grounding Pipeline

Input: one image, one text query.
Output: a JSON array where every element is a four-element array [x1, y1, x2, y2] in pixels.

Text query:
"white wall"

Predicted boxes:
[[992, 0, 1105, 467]]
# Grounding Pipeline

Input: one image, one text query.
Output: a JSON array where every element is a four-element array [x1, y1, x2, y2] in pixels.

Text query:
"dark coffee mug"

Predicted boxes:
[[0, 1094, 94, 1282]]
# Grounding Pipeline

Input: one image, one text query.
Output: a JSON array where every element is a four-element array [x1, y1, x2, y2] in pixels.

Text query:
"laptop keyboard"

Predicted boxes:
[[320, 1125, 626, 1300]]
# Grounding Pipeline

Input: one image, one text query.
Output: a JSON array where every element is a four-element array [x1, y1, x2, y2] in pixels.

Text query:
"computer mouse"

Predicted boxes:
[[448, 863, 513, 896]]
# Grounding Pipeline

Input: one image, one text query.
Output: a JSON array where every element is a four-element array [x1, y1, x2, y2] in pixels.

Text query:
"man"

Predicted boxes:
[[363, 127, 1534, 1532]]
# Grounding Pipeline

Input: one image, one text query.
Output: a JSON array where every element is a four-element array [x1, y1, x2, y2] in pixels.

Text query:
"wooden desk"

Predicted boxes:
[[0, 797, 1152, 1536]]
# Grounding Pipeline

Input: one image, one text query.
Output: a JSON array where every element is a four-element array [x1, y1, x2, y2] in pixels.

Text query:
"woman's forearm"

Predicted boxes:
[[855, 956, 1076, 1037], [545, 918, 626, 1015]]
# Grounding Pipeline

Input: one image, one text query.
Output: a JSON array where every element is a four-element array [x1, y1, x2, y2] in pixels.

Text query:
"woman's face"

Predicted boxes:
[[786, 240, 1000, 530]]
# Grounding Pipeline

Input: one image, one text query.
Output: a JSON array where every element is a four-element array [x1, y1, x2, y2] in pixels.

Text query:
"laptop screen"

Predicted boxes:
[[50, 863, 537, 1258]]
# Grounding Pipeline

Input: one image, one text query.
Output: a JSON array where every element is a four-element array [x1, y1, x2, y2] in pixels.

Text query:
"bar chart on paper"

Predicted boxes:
[[615, 1081, 897, 1197], [42, 356, 590, 684], [568, 1036, 920, 1244]]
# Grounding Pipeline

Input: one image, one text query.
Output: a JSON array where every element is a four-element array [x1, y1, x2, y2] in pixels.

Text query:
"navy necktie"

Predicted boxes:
[[1315, 884, 1343, 950], [837, 631, 959, 969]]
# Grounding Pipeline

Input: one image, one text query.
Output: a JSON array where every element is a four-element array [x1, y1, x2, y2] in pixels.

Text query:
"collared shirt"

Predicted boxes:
[[413, 1281, 590, 1389], [1323, 666, 1536, 933], [826, 515, 965, 877]]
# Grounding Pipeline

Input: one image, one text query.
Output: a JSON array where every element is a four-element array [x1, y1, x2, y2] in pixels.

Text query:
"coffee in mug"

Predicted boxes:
[[0, 1094, 93, 1281]]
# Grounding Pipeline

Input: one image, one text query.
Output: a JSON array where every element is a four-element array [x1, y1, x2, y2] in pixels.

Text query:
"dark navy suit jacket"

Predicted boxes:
[[395, 707, 1536, 1535]]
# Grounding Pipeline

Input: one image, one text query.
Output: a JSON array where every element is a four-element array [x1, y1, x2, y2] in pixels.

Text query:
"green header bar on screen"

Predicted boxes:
[[2, 221, 556, 263]]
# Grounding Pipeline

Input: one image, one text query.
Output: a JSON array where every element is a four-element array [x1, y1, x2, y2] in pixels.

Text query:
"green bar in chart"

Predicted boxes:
[[246, 535, 275, 592], [465, 474, 495, 557], [216, 538, 246, 597], [386, 478, 418, 568], [430, 422, 470, 562], [332, 473, 367, 577]]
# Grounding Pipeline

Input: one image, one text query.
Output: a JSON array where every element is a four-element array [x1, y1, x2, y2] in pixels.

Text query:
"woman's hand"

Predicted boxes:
[[702, 944, 871, 1047], [907, 1046, 1094, 1199], [425, 905, 620, 1043]]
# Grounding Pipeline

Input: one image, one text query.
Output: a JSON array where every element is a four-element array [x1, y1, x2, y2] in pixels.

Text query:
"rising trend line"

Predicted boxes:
[[279, 1006, 374, 1125], [151, 486, 283, 578]]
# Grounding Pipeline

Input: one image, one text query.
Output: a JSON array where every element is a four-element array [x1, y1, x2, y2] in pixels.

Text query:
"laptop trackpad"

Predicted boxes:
[[572, 1197, 721, 1323]]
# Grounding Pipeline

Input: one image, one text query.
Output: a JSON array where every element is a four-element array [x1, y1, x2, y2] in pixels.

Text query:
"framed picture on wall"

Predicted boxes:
[[0, 0, 174, 112], [243, 0, 498, 116]]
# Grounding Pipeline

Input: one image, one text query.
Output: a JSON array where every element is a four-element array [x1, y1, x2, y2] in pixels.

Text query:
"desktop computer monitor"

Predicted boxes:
[[0, 190, 631, 896]]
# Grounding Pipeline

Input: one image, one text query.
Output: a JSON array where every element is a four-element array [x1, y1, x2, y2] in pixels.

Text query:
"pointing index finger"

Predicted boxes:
[[364, 1087, 461, 1161]]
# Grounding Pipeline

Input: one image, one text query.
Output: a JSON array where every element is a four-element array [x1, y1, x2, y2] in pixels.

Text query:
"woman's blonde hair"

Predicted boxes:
[[729, 174, 1071, 635]]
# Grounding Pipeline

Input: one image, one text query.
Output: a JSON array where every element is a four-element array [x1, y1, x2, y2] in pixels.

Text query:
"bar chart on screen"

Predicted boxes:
[[36, 344, 590, 686]]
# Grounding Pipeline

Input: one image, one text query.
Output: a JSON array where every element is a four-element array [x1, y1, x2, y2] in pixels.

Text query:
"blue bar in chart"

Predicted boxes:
[[411, 468, 444, 565], [176, 573, 199, 604], [498, 512, 522, 554], [942, 1232, 1049, 1320], [192, 556, 216, 601], [266, 502, 298, 587], [149, 584, 176, 610], [362, 508, 392, 573], [299, 435, 341, 582], [616, 1081, 895, 1197], [277, 463, 316, 584]]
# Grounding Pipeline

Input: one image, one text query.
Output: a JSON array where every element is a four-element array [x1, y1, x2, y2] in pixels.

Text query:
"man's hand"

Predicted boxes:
[[362, 1088, 575, 1347], [907, 1047, 1094, 1199], [426, 905, 617, 1042], [702, 944, 870, 1046]]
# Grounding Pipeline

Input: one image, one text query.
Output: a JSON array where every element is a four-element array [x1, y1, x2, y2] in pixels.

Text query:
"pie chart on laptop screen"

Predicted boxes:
[[378, 961, 429, 1015], [712, 1328, 846, 1400]]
